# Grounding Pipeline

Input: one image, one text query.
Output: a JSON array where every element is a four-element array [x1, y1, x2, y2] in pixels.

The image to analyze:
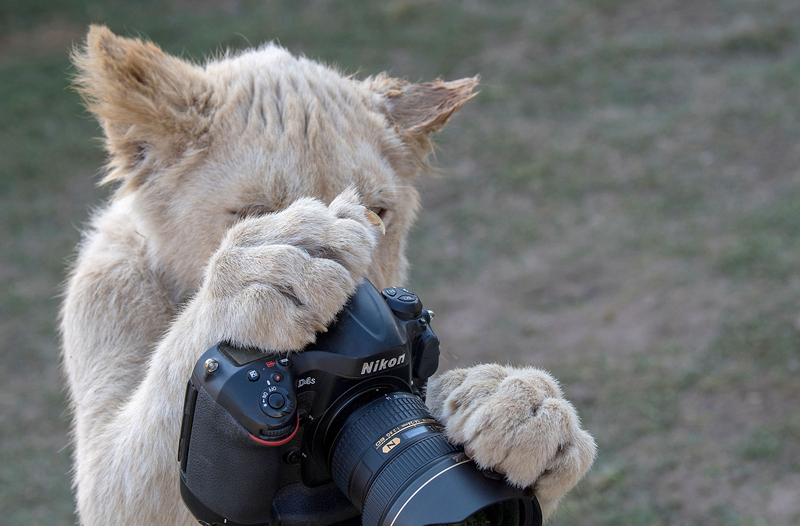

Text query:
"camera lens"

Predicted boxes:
[[327, 392, 539, 526]]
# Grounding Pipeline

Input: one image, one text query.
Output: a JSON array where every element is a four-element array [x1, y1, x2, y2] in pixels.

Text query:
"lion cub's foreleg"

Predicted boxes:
[[62, 190, 380, 525]]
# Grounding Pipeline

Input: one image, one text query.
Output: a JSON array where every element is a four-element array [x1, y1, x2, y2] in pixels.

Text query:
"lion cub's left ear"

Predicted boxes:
[[72, 25, 214, 192], [364, 74, 478, 161]]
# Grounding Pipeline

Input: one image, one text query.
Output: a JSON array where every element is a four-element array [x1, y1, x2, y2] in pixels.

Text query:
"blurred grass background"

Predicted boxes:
[[2, 0, 800, 524]]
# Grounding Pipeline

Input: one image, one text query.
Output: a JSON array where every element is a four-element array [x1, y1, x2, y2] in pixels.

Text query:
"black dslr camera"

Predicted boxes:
[[178, 280, 542, 526]]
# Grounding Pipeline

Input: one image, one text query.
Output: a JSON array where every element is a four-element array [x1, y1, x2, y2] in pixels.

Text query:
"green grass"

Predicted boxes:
[[715, 188, 800, 279], [741, 428, 784, 461]]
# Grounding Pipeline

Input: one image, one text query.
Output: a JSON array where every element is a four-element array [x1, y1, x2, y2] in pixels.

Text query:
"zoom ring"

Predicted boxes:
[[361, 434, 460, 526], [331, 394, 431, 497]]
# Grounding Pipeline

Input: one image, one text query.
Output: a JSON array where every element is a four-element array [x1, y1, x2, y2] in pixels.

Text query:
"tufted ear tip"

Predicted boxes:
[[74, 25, 167, 92], [84, 24, 115, 52], [366, 74, 479, 151], [404, 76, 479, 135]]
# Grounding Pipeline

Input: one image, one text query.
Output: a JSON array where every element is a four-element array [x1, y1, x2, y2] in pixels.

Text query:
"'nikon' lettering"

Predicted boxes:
[[360, 353, 406, 375]]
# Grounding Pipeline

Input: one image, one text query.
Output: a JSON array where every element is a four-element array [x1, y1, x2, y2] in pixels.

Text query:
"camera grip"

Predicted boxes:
[[182, 384, 280, 525]]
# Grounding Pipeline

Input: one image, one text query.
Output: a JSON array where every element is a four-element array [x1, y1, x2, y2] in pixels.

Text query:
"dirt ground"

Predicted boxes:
[[1, 1, 799, 524]]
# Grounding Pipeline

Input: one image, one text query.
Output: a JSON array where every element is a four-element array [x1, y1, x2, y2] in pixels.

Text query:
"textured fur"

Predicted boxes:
[[60, 25, 595, 525]]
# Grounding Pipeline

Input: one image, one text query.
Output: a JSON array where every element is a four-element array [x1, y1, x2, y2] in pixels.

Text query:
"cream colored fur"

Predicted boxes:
[[60, 26, 596, 525]]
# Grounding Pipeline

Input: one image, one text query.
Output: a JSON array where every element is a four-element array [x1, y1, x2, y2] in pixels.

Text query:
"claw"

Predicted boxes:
[[464, 444, 475, 459], [315, 323, 329, 333], [364, 209, 386, 235]]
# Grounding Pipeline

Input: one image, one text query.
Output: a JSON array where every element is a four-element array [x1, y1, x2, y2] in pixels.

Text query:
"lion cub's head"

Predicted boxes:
[[73, 26, 476, 295]]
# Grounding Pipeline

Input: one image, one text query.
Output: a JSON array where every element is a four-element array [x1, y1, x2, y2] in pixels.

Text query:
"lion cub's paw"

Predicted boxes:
[[426, 365, 597, 518], [200, 187, 381, 351]]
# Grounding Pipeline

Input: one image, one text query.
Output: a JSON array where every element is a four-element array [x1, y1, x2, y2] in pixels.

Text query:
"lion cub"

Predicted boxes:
[[60, 25, 596, 524]]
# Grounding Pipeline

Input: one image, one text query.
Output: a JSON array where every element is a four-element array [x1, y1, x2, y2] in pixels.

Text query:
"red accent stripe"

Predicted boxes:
[[249, 412, 300, 446]]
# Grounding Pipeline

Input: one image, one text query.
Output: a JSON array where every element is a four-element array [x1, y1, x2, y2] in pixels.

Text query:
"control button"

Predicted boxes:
[[268, 393, 286, 409], [246, 369, 260, 381], [283, 448, 302, 464], [383, 287, 397, 297], [271, 373, 283, 383], [278, 358, 291, 367], [384, 288, 424, 320]]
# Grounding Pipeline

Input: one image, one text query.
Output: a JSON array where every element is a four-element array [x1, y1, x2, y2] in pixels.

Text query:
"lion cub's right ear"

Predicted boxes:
[[72, 25, 214, 193]]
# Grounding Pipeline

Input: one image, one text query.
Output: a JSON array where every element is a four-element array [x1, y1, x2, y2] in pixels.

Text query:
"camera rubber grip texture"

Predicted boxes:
[[183, 385, 280, 525], [330, 393, 431, 498], [271, 483, 360, 526], [361, 434, 459, 526]]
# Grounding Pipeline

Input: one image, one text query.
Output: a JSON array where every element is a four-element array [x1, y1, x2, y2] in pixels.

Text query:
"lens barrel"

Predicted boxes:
[[329, 392, 540, 526]]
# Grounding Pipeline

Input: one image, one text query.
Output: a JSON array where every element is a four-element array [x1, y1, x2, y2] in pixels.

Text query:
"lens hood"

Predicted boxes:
[[380, 454, 541, 526]]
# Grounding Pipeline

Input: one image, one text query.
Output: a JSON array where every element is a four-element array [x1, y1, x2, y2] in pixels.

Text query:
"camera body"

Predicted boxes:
[[178, 281, 541, 526]]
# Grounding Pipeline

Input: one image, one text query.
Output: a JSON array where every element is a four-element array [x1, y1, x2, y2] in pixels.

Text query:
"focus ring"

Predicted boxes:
[[330, 393, 430, 498], [361, 434, 459, 526]]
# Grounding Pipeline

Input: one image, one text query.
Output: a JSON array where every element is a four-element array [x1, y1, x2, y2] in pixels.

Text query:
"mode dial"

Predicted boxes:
[[260, 385, 295, 418]]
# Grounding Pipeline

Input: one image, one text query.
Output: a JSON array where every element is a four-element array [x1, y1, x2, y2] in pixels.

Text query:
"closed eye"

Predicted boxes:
[[231, 203, 275, 219], [369, 207, 387, 221]]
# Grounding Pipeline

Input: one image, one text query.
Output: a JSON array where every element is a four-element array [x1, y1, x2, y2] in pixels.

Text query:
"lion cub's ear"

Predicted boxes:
[[72, 25, 214, 192], [366, 74, 478, 158]]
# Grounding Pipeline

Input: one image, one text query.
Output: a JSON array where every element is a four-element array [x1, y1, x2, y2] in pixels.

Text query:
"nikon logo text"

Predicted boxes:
[[361, 353, 406, 375]]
